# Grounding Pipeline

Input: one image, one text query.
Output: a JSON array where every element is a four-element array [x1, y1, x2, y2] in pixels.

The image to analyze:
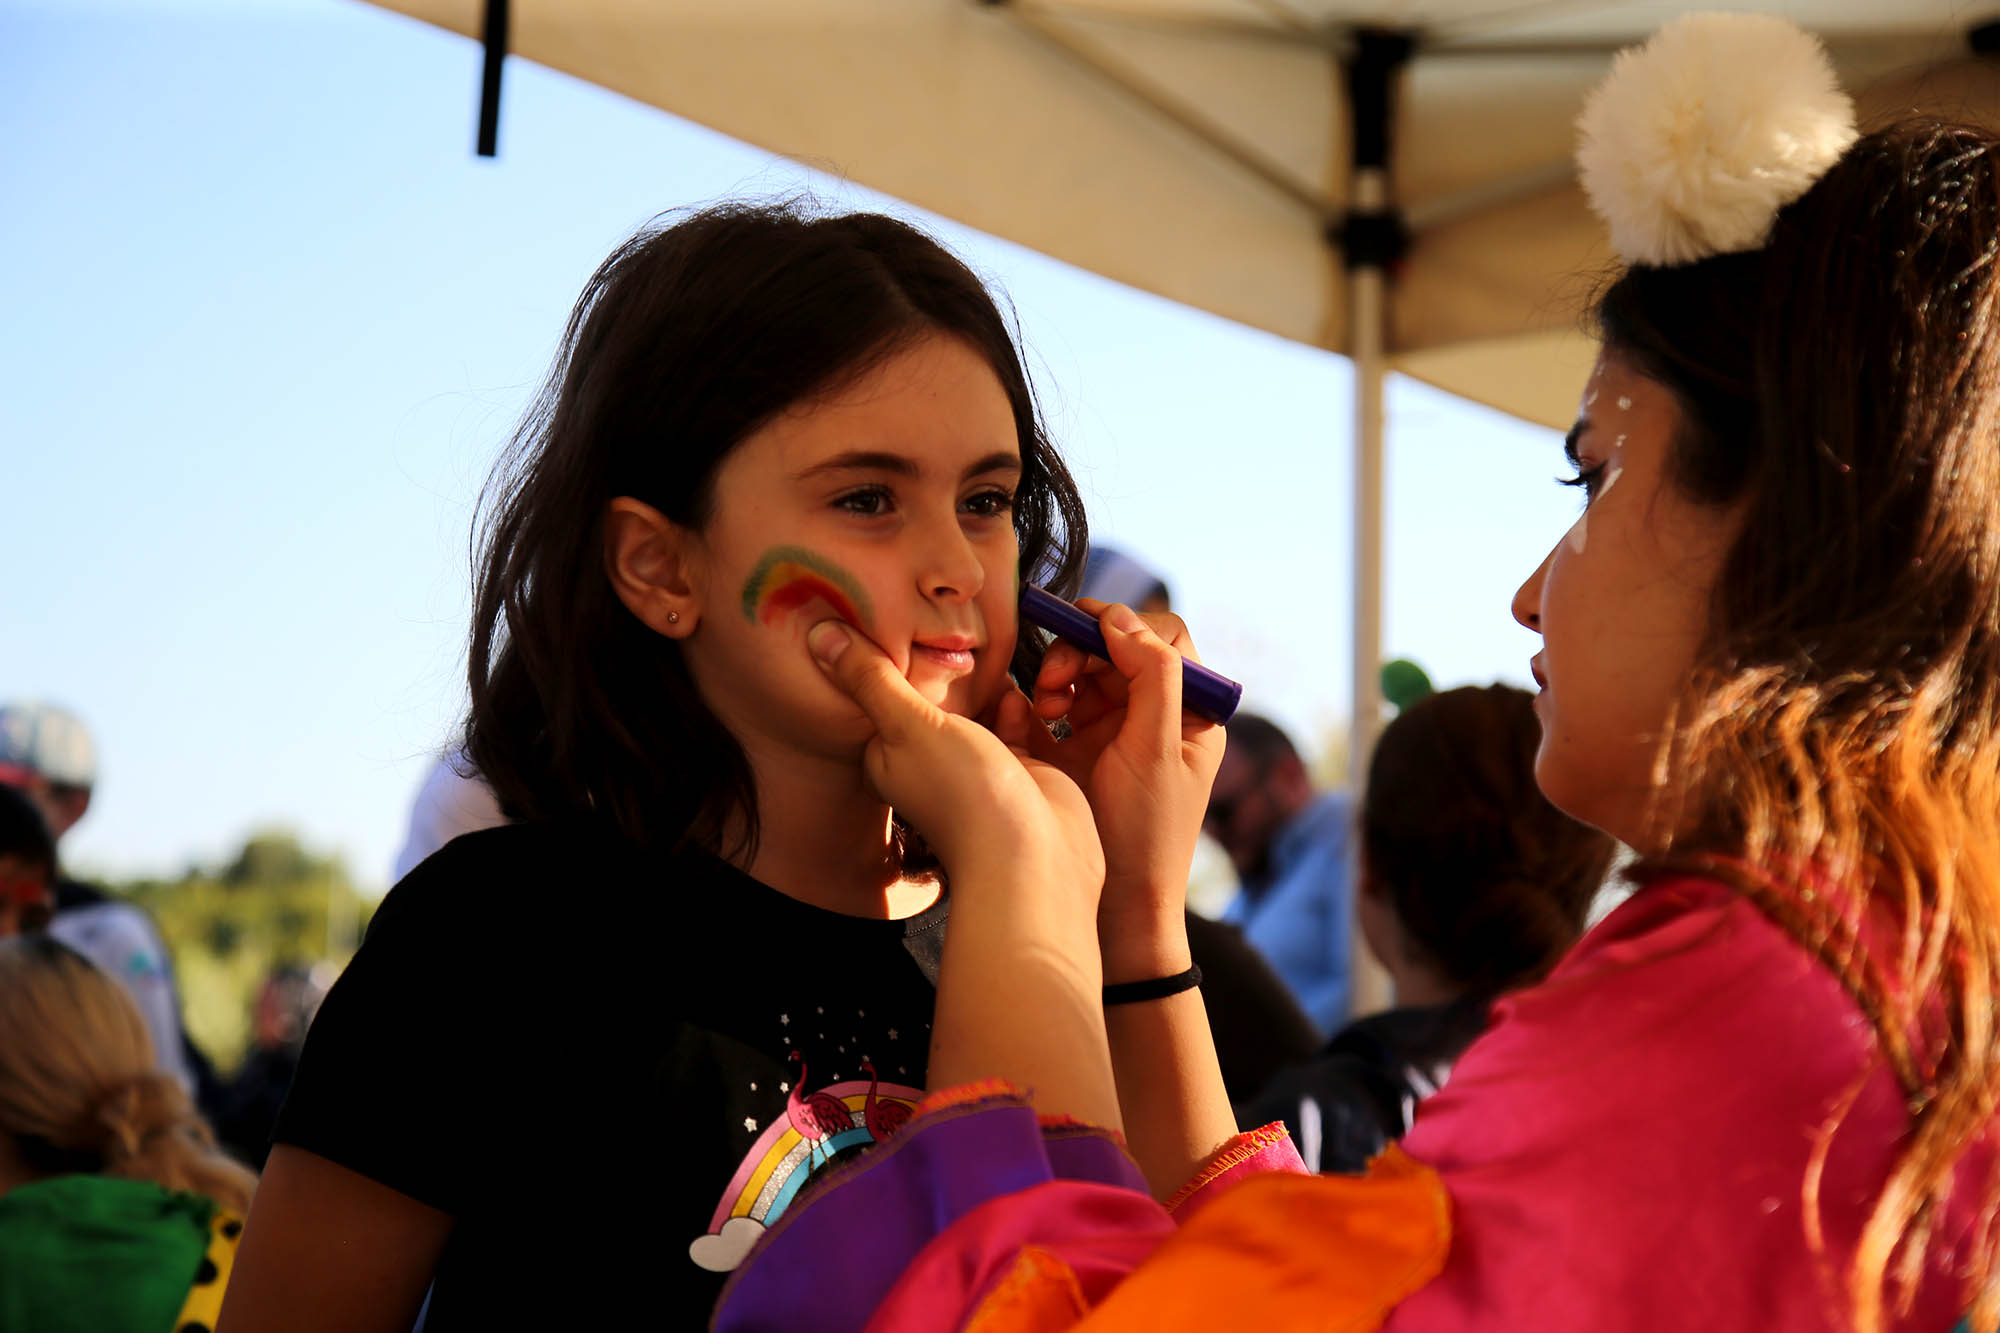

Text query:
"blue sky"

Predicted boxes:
[[1, 0, 1578, 891]]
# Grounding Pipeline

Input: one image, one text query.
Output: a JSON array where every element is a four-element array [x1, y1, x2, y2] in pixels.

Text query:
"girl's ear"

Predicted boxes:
[[604, 497, 704, 638]]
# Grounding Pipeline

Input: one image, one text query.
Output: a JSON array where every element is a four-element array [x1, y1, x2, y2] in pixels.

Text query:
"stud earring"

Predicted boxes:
[[667, 610, 681, 625]]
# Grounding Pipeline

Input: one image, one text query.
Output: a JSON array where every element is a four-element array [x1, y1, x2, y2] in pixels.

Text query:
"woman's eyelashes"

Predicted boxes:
[[1558, 460, 1608, 507]]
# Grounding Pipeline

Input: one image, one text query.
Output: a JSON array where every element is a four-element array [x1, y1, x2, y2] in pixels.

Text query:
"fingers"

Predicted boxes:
[[806, 620, 941, 742], [1031, 640, 1092, 718], [1096, 604, 1186, 756], [990, 686, 1037, 753]]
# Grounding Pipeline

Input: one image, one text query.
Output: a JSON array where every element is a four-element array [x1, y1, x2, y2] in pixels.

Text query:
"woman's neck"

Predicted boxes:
[[729, 739, 941, 920], [1388, 964, 1462, 1011]]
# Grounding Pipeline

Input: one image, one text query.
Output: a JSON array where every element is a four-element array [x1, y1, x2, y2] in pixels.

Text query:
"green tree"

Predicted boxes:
[[107, 828, 372, 1074]]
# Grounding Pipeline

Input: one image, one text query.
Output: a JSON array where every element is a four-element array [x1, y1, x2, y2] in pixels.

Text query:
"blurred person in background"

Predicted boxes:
[[391, 748, 505, 883], [0, 935, 257, 1332], [0, 701, 216, 1106], [1204, 712, 1355, 1034], [1238, 684, 1616, 1171], [1079, 544, 1172, 615], [0, 781, 57, 937], [214, 965, 333, 1170], [1081, 548, 1319, 1100]]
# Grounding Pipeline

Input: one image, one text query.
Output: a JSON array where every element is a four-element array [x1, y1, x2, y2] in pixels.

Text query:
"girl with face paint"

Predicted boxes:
[[220, 205, 1225, 1333]]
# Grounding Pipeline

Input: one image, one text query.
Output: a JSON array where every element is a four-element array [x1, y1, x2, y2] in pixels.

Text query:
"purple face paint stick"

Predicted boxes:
[[1019, 585, 1243, 725]]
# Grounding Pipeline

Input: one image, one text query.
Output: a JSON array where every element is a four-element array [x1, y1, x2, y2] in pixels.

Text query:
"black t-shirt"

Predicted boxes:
[[1235, 994, 1491, 1174], [273, 822, 946, 1329]]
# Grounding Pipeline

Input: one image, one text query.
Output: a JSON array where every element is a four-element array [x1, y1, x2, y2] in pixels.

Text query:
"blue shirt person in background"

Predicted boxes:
[[1207, 713, 1353, 1034]]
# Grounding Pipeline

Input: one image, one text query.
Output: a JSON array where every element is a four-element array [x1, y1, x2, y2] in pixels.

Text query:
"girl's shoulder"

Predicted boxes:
[[374, 821, 728, 929]]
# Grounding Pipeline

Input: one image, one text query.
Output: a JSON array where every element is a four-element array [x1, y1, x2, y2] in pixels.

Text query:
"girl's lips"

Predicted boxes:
[[912, 639, 978, 673]]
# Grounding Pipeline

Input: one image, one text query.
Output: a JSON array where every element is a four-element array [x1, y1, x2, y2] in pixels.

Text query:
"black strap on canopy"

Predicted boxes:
[[477, 0, 508, 157], [1331, 29, 1414, 272]]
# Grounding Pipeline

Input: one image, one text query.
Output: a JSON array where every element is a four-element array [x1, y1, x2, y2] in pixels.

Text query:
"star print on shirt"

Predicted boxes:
[[779, 1014, 790, 1026], [888, 1029, 898, 1041], [744, 1117, 757, 1132]]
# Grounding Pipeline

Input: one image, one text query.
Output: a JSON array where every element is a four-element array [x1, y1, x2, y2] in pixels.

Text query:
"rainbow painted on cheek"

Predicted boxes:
[[739, 545, 876, 632]]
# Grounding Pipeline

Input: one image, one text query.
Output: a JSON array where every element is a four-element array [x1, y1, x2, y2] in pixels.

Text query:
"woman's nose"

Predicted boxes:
[[1512, 546, 1553, 632]]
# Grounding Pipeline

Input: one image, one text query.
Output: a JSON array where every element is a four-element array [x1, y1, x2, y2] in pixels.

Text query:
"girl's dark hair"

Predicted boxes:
[[1360, 684, 1613, 997], [465, 202, 1087, 861], [1596, 120, 2000, 1330]]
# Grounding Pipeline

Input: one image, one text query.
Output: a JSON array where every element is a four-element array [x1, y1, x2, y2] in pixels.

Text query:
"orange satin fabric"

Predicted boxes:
[[962, 1145, 1451, 1333]]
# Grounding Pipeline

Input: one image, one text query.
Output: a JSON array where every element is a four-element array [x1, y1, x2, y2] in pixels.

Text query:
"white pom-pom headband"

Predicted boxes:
[[1577, 12, 1859, 267]]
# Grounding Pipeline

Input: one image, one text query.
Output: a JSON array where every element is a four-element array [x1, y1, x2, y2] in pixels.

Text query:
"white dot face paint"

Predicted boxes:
[[1616, 395, 1634, 411]]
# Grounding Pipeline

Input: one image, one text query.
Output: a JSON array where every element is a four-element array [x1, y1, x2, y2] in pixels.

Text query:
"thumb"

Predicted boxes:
[[807, 619, 939, 742]]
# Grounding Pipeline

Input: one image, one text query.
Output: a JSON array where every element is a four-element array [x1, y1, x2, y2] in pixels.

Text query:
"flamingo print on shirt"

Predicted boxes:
[[787, 1050, 860, 1169], [688, 1019, 923, 1274]]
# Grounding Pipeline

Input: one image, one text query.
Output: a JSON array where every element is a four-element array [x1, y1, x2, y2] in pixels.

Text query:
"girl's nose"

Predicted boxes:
[[919, 519, 986, 603], [1512, 547, 1552, 632]]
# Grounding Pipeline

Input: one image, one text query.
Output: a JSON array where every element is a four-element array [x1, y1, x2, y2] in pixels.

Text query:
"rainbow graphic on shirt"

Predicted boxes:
[[687, 1076, 920, 1273], [739, 545, 875, 631]]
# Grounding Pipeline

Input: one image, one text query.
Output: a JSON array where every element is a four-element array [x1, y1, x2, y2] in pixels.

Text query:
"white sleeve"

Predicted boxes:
[[48, 904, 197, 1095], [392, 753, 507, 883]]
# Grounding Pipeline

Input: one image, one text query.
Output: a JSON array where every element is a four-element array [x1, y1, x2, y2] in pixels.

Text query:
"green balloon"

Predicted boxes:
[[1379, 658, 1434, 711]]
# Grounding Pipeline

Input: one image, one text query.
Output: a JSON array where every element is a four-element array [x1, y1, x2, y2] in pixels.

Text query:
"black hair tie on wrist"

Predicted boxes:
[[1102, 965, 1202, 1006]]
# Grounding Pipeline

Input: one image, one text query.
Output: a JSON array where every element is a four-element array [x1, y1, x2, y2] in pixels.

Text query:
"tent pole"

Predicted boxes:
[[1348, 169, 1388, 805], [1346, 178, 1393, 1019], [1337, 29, 1411, 1018]]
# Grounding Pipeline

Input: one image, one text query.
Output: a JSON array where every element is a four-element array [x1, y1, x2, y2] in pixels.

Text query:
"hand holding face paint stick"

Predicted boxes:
[[1015, 591, 1225, 928], [1020, 586, 1243, 724], [803, 617, 1123, 1130]]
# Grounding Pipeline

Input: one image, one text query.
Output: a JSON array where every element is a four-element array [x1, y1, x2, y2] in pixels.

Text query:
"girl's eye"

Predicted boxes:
[[833, 486, 893, 516], [962, 488, 1016, 518], [1557, 461, 1607, 506]]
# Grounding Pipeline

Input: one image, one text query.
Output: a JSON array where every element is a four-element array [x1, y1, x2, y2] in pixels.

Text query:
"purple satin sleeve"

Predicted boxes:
[[711, 1093, 1149, 1332]]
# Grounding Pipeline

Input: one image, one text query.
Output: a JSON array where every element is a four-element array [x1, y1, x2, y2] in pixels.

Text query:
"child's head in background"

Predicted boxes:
[[0, 935, 256, 1211], [1356, 683, 1613, 1005], [465, 203, 1087, 860], [0, 783, 55, 937]]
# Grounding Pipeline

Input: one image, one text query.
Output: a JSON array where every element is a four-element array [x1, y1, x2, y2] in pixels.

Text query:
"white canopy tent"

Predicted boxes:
[[362, 0, 2000, 1006]]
